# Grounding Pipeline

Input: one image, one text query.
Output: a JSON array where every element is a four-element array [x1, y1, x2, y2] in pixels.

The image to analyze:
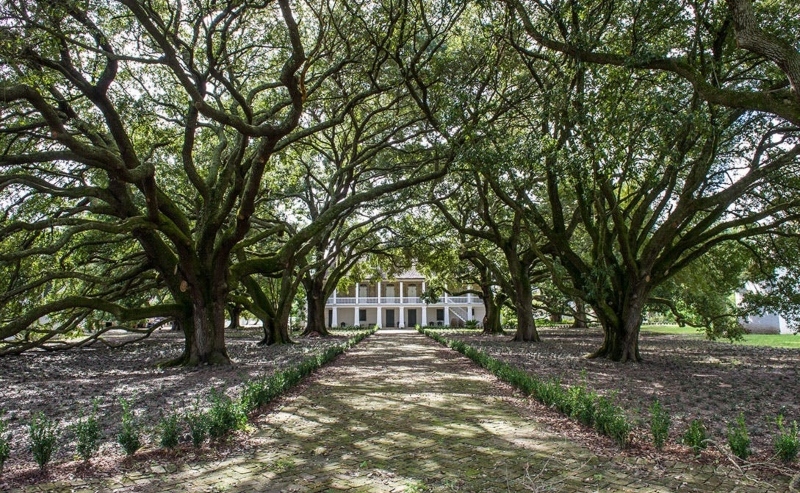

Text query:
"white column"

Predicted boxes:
[[418, 281, 428, 327], [354, 306, 359, 327], [399, 307, 405, 328], [377, 282, 382, 303], [467, 305, 474, 321], [400, 281, 404, 304], [332, 307, 338, 327], [444, 291, 449, 304], [332, 289, 337, 304], [444, 308, 450, 326], [355, 283, 360, 304], [376, 307, 382, 328]]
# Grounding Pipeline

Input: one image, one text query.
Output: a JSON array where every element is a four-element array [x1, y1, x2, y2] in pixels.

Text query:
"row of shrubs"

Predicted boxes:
[[677, 412, 799, 462], [0, 328, 375, 472], [421, 329, 633, 447], [420, 329, 799, 462]]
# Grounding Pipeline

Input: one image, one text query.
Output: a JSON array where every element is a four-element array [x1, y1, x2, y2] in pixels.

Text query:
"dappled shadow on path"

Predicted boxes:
[[149, 330, 610, 492], [29, 330, 783, 493]]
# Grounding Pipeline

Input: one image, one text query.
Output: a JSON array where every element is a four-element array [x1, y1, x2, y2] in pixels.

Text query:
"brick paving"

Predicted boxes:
[[14, 330, 793, 492]]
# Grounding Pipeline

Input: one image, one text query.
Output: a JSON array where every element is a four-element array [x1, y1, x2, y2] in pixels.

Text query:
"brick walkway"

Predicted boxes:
[[18, 330, 791, 492]]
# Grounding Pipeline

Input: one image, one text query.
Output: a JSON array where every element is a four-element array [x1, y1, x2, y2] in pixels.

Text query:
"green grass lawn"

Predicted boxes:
[[641, 324, 800, 348]]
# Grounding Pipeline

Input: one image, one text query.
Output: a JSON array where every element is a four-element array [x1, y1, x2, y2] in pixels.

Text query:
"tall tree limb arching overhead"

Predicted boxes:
[[504, 0, 800, 125], [491, 3, 800, 361], [0, 0, 455, 363]]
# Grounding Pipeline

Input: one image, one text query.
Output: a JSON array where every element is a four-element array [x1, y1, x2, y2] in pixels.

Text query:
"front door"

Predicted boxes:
[[386, 309, 395, 328], [408, 309, 417, 327]]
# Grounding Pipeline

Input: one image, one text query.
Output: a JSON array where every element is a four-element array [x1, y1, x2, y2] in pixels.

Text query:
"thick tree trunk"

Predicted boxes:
[[227, 303, 242, 330], [590, 314, 642, 362], [302, 279, 330, 337], [482, 288, 505, 335], [588, 283, 647, 362], [259, 297, 294, 345], [186, 295, 231, 365], [258, 316, 292, 345], [162, 296, 231, 366], [261, 319, 293, 345], [572, 298, 588, 328], [512, 299, 540, 341], [550, 312, 563, 323], [508, 267, 540, 342]]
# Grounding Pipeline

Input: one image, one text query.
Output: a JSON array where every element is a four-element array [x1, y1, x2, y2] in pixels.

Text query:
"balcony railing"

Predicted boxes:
[[327, 295, 472, 306]]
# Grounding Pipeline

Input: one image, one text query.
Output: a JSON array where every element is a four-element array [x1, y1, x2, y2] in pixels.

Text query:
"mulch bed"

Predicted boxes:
[[1, 326, 798, 489], [0, 327, 354, 487]]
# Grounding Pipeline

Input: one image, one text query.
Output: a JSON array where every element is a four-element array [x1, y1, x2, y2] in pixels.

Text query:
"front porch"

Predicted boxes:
[[327, 305, 482, 328]]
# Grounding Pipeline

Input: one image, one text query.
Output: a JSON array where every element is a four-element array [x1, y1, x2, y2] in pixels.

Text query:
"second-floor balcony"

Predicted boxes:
[[327, 295, 474, 306]]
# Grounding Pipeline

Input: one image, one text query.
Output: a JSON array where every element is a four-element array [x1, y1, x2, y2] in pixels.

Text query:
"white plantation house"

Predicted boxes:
[[740, 312, 793, 334], [325, 269, 486, 328], [736, 282, 795, 334]]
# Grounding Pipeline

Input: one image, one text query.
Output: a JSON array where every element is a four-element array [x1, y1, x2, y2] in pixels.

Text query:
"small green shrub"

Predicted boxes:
[[566, 384, 597, 427], [774, 415, 799, 463], [537, 378, 567, 408], [73, 400, 102, 461], [206, 390, 246, 440], [0, 410, 11, 473], [158, 413, 181, 449], [117, 398, 142, 456], [29, 412, 59, 470], [240, 379, 269, 414], [649, 400, 671, 450], [594, 395, 630, 448], [727, 413, 751, 460], [185, 406, 208, 448], [683, 419, 708, 456]]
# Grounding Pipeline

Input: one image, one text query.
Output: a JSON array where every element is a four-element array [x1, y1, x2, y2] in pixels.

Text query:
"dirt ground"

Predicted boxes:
[[1, 325, 798, 488], [0, 327, 353, 478], [446, 327, 800, 462]]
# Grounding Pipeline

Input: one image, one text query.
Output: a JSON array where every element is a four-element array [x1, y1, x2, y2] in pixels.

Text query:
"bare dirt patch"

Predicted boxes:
[[0, 327, 354, 487], [445, 327, 800, 467]]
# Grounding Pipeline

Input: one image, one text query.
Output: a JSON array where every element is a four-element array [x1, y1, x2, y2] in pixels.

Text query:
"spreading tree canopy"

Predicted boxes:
[[1, 0, 799, 365]]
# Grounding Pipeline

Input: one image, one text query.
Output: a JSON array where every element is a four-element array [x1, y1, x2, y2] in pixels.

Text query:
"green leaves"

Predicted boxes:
[[29, 412, 59, 470], [423, 329, 633, 447]]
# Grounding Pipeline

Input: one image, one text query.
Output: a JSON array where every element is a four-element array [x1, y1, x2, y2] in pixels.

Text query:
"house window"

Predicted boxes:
[[436, 308, 445, 322], [359, 309, 367, 322]]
